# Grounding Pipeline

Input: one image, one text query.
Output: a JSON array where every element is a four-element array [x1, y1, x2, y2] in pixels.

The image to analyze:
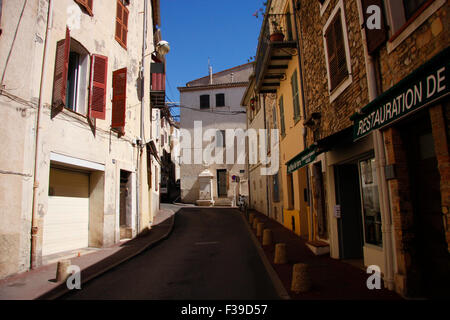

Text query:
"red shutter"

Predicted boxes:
[[51, 27, 70, 118], [74, 0, 93, 16], [121, 5, 129, 47], [89, 54, 108, 120], [151, 73, 165, 91], [111, 68, 127, 129]]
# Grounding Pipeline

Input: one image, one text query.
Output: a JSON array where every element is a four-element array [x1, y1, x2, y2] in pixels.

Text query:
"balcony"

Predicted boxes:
[[254, 13, 298, 94]]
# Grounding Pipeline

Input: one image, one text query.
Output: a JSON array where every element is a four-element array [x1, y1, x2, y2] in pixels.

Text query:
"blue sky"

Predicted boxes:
[[159, 0, 264, 118]]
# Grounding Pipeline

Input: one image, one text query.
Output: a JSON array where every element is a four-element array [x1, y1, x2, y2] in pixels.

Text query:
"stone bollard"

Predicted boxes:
[[253, 218, 259, 230], [274, 243, 287, 264], [262, 229, 273, 246], [56, 259, 71, 282], [291, 263, 312, 293], [249, 213, 254, 224], [257, 222, 264, 237]]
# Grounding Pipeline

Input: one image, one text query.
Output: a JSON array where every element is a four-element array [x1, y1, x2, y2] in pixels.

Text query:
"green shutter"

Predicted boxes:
[[291, 70, 300, 120], [279, 96, 286, 137]]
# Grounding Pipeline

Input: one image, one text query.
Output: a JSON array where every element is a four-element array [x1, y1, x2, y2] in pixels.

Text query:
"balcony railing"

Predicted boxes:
[[254, 13, 297, 93]]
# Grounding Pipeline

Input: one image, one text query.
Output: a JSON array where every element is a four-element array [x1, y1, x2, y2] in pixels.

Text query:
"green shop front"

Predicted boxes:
[[351, 48, 449, 298]]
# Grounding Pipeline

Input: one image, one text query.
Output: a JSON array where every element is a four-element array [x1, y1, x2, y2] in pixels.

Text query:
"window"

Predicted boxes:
[[216, 93, 225, 107], [51, 28, 107, 119], [291, 70, 301, 121], [279, 96, 286, 137], [325, 10, 348, 91], [200, 94, 210, 109], [112, 68, 127, 134], [359, 158, 382, 246], [216, 130, 225, 147], [287, 173, 295, 210], [403, 0, 429, 19], [273, 173, 280, 202], [115, 0, 129, 49], [74, 0, 93, 16]]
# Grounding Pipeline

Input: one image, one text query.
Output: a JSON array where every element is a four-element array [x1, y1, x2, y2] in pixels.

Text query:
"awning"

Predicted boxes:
[[351, 47, 450, 141]]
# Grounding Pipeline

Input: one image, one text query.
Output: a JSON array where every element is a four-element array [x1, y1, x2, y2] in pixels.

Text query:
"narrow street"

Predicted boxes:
[[62, 206, 280, 300]]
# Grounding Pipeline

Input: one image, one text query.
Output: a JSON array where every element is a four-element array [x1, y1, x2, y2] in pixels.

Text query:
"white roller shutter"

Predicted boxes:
[[43, 168, 89, 256]]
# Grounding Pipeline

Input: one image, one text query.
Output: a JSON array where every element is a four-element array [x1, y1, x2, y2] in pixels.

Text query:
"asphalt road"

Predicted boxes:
[[62, 206, 280, 300]]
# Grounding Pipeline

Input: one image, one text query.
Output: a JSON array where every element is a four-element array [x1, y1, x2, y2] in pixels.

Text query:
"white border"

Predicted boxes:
[[322, 0, 353, 103], [319, 0, 331, 16]]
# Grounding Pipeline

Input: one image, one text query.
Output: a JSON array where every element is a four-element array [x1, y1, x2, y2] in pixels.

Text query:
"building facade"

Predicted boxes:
[[0, 0, 165, 279], [179, 63, 252, 206]]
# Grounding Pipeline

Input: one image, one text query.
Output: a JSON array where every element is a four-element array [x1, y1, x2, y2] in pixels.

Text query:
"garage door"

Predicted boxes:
[[43, 168, 89, 256]]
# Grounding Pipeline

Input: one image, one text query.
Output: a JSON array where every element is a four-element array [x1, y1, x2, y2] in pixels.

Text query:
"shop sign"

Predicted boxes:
[[352, 48, 450, 140], [286, 144, 318, 174]]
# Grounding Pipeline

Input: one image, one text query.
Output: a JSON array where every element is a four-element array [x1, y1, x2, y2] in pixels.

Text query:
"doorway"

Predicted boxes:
[[217, 169, 227, 198], [401, 111, 450, 298], [120, 170, 132, 239], [335, 164, 364, 259]]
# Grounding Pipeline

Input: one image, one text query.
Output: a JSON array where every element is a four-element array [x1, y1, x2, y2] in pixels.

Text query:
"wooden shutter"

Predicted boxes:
[[279, 96, 286, 136], [291, 70, 300, 119], [111, 68, 127, 129], [115, 1, 128, 49], [51, 27, 71, 118], [151, 72, 165, 91], [326, 12, 348, 91], [74, 0, 93, 16], [361, 0, 387, 55], [89, 54, 108, 119]]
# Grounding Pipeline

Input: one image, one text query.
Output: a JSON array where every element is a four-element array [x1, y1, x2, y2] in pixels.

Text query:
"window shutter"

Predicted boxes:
[[111, 68, 127, 129], [74, 0, 93, 16], [279, 96, 286, 136], [115, 1, 128, 49], [51, 27, 71, 118], [89, 54, 108, 120], [361, 0, 387, 55], [291, 70, 300, 119], [326, 13, 348, 91], [121, 6, 128, 47]]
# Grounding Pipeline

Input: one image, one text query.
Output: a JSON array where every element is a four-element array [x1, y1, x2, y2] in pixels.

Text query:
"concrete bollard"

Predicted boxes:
[[249, 213, 255, 224], [262, 229, 273, 246], [274, 243, 287, 264], [256, 222, 264, 237], [291, 263, 312, 293], [253, 218, 260, 230], [56, 259, 71, 282]]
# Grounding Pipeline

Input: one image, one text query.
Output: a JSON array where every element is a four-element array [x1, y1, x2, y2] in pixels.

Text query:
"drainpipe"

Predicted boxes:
[[136, 0, 149, 234], [291, 0, 314, 241], [262, 94, 270, 217], [31, 0, 53, 269], [356, 0, 395, 290]]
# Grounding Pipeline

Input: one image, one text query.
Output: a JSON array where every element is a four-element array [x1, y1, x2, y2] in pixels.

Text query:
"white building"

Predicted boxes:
[[0, 0, 166, 278], [178, 63, 253, 206]]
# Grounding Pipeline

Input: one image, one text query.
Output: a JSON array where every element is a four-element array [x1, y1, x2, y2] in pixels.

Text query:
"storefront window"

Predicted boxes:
[[359, 158, 382, 246]]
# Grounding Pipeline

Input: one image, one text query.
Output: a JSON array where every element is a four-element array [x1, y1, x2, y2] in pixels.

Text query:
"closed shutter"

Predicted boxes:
[[291, 70, 300, 120], [326, 12, 348, 91], [112, 68, 127, 130], [74, 0, 93, 16], [115, 0, 128, 49], [51, 27, 71, 118], [361, 0, 387, 55], [89, 54, 108, 119], [279, 96, 286, 136], [151, 72, 165, 91]]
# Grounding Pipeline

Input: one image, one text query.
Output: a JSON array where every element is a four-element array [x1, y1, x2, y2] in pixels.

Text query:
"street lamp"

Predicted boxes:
[[155, 40, 170, 56]]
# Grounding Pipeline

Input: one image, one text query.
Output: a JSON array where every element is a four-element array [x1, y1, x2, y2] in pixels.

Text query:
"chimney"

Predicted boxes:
[[208, 58, 213, 85]]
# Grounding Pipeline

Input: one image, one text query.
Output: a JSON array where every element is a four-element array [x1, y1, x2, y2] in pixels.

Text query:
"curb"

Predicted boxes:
[[240, 212, 291, 300], [40, 211, 177, 300]]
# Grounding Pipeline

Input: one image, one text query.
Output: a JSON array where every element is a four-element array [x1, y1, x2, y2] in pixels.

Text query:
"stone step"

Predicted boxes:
[[214, 198, 233, 206], [306, 240, 330, 256]]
